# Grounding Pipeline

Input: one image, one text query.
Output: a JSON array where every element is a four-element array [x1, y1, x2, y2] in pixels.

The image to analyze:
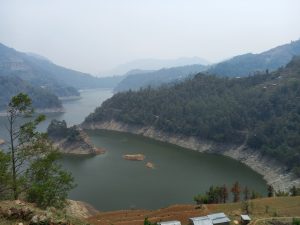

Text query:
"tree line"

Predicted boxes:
[[194, 182, 300, 205]]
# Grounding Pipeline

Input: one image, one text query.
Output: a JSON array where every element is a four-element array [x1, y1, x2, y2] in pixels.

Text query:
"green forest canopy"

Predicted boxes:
[[85, 56, 300, 176]]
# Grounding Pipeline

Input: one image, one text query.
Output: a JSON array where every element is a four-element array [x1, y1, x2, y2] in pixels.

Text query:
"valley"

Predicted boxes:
[[1, 88, 267, 211], [1, 4, 300, 222]]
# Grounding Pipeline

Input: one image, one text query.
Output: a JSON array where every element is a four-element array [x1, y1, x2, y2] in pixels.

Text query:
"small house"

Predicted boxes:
[[240, 215, 251, 225], [158, 221, 181, 225]]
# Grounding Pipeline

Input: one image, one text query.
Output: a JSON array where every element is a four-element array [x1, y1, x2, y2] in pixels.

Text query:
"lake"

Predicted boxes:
[[0, 88, 267, 211]]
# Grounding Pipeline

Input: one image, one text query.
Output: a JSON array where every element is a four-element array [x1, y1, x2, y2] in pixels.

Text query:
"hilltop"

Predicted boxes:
[[113, 40, 300, 93], [206, 39, 300, 77]]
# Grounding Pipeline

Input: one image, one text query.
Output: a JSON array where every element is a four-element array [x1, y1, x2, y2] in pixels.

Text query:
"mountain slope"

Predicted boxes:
[[206, 39, 300, 77], [84, 56, 300, 177], [0, 43, 122, 96], [0, 76, 62, 110], [114, 64, 207, 92]]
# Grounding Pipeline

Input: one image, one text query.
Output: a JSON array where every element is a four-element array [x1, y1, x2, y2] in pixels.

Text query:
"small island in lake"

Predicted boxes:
[[145, 162, 155, 169], [123, 154, 145, 161], [47, 120, 105, 155]]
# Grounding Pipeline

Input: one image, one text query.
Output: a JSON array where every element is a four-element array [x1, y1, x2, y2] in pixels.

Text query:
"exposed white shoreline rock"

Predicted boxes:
[[82, 120, 300, 192], [51, 129, 105, 155]]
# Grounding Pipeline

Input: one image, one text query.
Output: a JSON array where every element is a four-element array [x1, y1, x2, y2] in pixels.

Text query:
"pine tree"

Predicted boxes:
[[243, 186, 250, 200], [221, 184, 229, 203], [231, 181, 241, 202], [267, 185, 274, 197]]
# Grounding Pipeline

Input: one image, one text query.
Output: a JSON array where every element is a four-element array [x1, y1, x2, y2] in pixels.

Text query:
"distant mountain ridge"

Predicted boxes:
[[100, 57, 210, 76], [0, 43, 124, 95], [0, 42, 126, 110], [206, 39, 300, 77], [114, 64, 207, 92]]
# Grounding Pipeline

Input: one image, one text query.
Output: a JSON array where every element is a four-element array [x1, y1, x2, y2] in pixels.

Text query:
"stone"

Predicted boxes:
[[31, 215, 39, 224], [145, 162, 155, 169]]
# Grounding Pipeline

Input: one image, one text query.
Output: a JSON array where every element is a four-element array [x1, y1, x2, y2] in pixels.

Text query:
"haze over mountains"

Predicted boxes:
[[1, 39, 300, 110], [98, 57, 210, 76], [114, 64, 207, 92], [113, 39, 300, 92], [0, 43, 121, 110], [207, 39, 300, 77]]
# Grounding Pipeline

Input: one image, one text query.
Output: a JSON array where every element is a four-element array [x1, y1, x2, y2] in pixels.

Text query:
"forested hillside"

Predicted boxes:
[[85, 57, 300, 176], [0, 76, 62, 110], [114, 64, 207, 92], [206, 39, 300, 77]]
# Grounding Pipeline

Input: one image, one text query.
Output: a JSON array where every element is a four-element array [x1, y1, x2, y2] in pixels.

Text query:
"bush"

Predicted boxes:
[[0, 150, 10, 199], [293, 218, 300, 225], [26, 151, 76, 209]]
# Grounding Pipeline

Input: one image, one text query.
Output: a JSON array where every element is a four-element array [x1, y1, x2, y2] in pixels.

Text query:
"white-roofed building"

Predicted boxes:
[[190, 213, 230, 225], [189, 216, 213, 225], [158, 221, 181, 225], [207, 213, 231, 225]]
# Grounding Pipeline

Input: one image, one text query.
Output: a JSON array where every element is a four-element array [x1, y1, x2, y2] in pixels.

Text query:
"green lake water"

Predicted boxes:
[[0, 88, 267, 211]]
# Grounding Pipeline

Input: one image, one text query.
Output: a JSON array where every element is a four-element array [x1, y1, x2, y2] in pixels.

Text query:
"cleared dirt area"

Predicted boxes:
[[87, 197, 300, 225]]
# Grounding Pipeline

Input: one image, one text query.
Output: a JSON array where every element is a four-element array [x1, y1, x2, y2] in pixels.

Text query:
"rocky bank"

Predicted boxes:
[[0, 199, 98, 225], [82, 120, 300, 192], [51, 128, 105, 155]]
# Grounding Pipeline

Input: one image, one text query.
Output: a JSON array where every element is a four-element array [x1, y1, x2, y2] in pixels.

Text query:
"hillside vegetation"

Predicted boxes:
[[114, 64, 207, 92], [0, 76, 62, 110], [206, 39, 300, 77], [85, 57, 300, 176]]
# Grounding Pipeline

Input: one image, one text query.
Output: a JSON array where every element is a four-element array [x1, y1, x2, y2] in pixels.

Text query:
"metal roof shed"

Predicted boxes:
[[207, 213, 230, 225], [158, 221, 181, 225], [189, 216, 213, 225], [241, 215, 251, 221], [241, 215, 251, 224]]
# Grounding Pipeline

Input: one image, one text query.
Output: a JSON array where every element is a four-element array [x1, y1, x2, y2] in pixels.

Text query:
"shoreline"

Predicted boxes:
[[82, 120, 300, 192]]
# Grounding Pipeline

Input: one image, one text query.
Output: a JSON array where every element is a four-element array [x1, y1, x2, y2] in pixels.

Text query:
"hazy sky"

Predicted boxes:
[[0, 0, 300, 75]]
